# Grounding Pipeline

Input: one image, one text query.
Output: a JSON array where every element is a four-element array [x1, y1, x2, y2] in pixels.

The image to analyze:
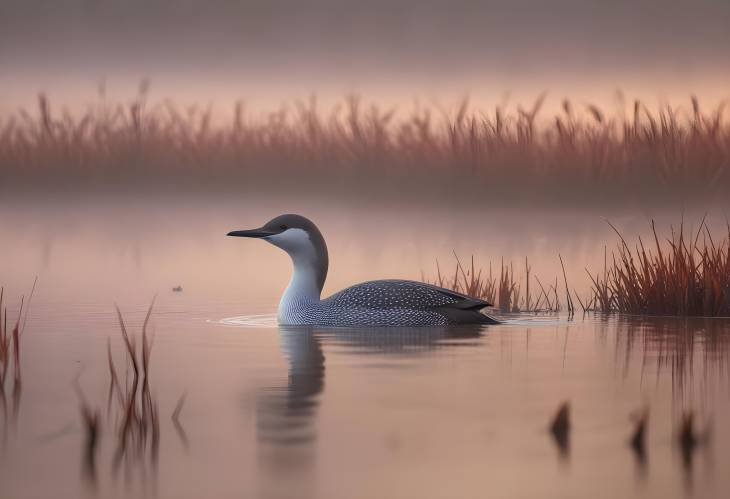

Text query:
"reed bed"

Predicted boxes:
[[585, 219, 730, 316], [426, 254, 563, 313], [2, 91, 729, 206], [428, 218, 730, 317]]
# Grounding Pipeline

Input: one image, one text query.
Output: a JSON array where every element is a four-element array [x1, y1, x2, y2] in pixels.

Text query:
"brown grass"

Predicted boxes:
[[425, 254, 562, 313], [1, 279, 35, 438], [585, 218, 730, 316], [426, 219, 730, 317], [0, 289, 23, 390], [428, 254, 497, 305], [75, 299, 188, 482], [108, 300, 160, 469], [2, 92, 729, 206]]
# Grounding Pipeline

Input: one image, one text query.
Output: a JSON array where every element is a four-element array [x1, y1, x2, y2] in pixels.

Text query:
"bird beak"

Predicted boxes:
[[227, 227, 280, 238]]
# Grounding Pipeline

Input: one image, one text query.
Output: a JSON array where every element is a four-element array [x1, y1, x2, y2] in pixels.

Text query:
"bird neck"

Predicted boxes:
[[279, 257, 323, 317]]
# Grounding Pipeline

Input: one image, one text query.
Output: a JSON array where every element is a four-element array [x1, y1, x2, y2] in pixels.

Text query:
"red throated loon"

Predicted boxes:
[[227, 214, 498, 326]]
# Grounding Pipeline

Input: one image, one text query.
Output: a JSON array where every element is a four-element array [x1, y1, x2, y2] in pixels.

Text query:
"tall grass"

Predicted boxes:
[[108, 301, 160, 470], [425, 254, 563, 313], [1, 92, 728, 206], [1, 280, 35, 441], [74, 300, 189, 486], [585, 219, 730, 316], [0, 289, 23, 391], [427, 218, 730, 317]]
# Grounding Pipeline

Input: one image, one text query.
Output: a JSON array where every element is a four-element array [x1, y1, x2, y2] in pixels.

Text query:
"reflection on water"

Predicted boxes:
[[629, 407, 649, 473], [0, 305, 728, 498], [256, 328, 324, 499], [611, 316, 730, 404], [255, 325, 485, 499], [317, 325, 486, 354], [257, 328, 325, 448], [219, 315, 279, 328], [549, 401, 571, 461], [1, 201, 730, 498], [247, 318, 730, 499]]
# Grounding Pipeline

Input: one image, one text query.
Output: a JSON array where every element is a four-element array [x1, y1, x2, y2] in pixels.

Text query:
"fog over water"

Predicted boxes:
[[2, 0, 729, 112]]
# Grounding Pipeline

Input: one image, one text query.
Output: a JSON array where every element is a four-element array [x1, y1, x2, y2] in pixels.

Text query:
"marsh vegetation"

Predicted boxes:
[[426, 218, 730, 317], [2, 92, 728, 208]]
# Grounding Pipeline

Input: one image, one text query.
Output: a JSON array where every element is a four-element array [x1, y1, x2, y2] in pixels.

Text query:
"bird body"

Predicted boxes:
[[228, 215, 498, 327], [281, 279, 493, 326]]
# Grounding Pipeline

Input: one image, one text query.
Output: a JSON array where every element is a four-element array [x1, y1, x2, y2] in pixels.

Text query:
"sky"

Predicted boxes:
[[1, 0, 729, 113]]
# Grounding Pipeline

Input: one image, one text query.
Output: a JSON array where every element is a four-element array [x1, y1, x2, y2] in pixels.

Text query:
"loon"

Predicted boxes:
[[227, 214, 498, 327]]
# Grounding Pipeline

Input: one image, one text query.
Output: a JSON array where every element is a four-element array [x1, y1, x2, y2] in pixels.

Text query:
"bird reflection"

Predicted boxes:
[[256, 327, 325, 449], [255, 325, 486, 498], [257, 325, 485, 444]]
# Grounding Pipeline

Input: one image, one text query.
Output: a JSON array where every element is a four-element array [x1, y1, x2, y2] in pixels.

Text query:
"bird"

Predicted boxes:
[[227, 214, 499, 327]]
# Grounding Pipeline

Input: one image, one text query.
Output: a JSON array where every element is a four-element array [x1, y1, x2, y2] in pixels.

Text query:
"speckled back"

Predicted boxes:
[[278, 279, 494, 327]]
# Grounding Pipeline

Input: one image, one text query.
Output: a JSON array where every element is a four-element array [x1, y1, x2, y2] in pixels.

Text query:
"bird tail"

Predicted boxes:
[[436, 304, 500, 325]]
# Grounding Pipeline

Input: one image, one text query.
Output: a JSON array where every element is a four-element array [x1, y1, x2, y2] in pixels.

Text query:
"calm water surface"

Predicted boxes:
[[1, 199, 728, 499]]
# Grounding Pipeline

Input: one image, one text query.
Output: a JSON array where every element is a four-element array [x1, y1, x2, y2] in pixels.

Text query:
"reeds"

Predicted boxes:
[[426, 254, 562, 313], [0, 289, 24, 391], [426, 219, 730, 317], [429, 254, 496, 305], [585, 219, 730, 316], [2, 93, 729, 206], [74, 300, 188, 487], [1, 281, 35, 438], [108, 301, 160, 468]]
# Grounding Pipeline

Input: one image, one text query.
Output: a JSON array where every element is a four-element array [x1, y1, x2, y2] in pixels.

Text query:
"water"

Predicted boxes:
[[1, 198, 729, 499]]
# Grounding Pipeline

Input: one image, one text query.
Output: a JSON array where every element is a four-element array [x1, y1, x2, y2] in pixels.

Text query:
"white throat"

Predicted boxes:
[[265, 228, 322, 322]]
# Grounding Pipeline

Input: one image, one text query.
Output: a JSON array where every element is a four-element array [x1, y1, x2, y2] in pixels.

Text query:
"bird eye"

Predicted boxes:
[[279, 224, 287, 230]]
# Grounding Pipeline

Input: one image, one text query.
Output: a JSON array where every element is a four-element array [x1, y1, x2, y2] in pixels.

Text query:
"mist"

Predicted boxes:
[[2, 0, 729, 112]]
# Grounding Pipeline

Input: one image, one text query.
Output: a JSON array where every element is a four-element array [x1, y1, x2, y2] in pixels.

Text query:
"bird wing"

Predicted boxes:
[[324, 279, 492, 310]]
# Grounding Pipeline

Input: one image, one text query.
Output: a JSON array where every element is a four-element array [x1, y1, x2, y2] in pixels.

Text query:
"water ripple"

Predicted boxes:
[[216, 313, 278, 328]]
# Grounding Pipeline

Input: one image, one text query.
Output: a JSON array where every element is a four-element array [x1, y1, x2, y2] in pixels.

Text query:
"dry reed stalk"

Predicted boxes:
[[115, 306, 139, 453], [0, 280, 34, 397], [110, 300, 159, 467], [558, 254, 574, 315], [0, 288, 7, 389], [525, 257, 531, 312], [533, 275, 552, 311], [11, 316, 21, 385], [106, 338, 123, 417], [498, 260, 521, 312]]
